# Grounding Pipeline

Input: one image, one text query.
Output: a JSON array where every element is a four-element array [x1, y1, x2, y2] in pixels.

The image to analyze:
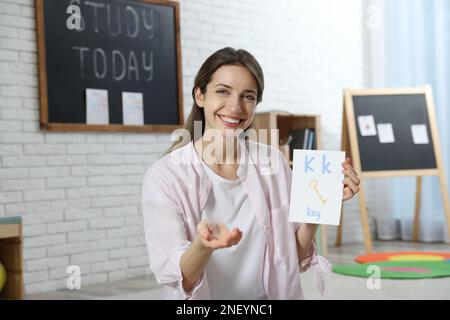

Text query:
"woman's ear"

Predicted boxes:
[[194, 87, 205, 108]]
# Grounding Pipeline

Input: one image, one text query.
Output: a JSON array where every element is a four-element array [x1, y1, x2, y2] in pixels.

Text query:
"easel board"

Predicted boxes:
[[352, 93, 437, 172], [338, 85, 450, 252]]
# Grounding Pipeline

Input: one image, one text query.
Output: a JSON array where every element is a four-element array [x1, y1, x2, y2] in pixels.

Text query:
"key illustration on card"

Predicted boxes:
[[289, 150, 345, 225], [309, 180, 327, 204]]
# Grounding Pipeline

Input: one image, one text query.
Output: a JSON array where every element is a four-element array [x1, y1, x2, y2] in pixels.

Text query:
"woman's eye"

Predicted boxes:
[[216, 89, 228, 95], [245, 95, 256, 101]]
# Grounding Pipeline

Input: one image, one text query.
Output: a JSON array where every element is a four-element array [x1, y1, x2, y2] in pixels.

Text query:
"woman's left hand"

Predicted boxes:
[[342, 157, 360, 201]]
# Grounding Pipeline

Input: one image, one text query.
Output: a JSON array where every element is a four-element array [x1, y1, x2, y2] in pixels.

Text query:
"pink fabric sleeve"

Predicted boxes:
[[142, 169, 206, 299], [297, 238, 333, 296]]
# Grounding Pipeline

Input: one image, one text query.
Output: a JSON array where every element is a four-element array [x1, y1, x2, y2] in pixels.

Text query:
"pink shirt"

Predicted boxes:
[[142, 138, 331, 300]]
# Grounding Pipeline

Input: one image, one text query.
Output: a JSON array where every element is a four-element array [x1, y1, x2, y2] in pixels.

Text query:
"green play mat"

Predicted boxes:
[[333, 260, 450, 279]]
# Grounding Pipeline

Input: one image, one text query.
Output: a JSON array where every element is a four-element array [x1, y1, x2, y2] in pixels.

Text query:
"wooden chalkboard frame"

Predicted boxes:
[[35, 0, 184, 132], [336, 85, 450, 253]]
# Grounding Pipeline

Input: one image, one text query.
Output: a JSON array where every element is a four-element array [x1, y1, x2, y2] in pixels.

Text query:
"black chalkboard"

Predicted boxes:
[[352, 94, 437, 171], [340, 87, 449, 253], [36, 0, 183, 131]]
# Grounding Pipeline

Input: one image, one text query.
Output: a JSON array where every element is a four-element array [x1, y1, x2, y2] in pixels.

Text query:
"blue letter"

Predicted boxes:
[[305, 156, 314, 173], [322, 155, 331, 174]]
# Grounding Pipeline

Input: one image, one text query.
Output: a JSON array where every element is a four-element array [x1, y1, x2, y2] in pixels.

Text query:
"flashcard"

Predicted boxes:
[[86, 88, 109, 125], [357, 115, 377, 137], [289, 150, 345, 225], [122, 92, 144, 125], [377, 123, 395, 143], [411, 124, 429, 144]]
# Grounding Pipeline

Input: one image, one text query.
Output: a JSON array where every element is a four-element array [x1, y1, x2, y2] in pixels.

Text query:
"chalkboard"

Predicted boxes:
[[339, 86, 450, 254], [353, 94, 437, 171], [344, 87, 439, 173], [36, 0, 183, 132]]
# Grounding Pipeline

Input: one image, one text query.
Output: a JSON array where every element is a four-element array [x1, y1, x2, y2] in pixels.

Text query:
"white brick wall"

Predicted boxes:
[[0, 0, 374, 295]]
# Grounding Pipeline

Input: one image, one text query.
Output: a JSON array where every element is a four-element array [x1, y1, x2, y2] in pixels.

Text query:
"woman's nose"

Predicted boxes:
[[228, 96, 244, 114]]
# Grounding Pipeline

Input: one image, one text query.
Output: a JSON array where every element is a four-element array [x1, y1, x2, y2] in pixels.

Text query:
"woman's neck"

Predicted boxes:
[[194, 134, 240, 167], [195, 136, 241, 181]]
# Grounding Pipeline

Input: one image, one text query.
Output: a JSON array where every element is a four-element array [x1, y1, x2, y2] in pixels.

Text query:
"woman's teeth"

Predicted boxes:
[[219, 115, 241, 124]]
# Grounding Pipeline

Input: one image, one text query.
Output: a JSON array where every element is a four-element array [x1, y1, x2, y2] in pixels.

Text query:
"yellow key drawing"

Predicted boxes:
[[309, 180, 327, 205]]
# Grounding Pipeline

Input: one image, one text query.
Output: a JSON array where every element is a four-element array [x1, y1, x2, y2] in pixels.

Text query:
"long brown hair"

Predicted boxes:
[[164, 47, 264, 155]]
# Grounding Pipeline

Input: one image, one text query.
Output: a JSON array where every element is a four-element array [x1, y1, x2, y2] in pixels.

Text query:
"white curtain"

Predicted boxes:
[[371, 0, 450, 242]]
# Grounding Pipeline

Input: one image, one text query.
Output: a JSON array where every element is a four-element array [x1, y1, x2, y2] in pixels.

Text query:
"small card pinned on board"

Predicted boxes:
[[377, 123, 395, 143], [411, 124, 429, 144], [289, 150, 345, 225], [86, 88, 109, 125], [122, 91, 144, 125], [357, 115, 377, 137]]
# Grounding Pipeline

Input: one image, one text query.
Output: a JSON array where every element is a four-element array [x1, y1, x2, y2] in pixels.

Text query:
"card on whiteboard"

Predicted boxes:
[[122, 92, 144, 125], [86, 89, 109, 125], [288, 150, 345, 225]]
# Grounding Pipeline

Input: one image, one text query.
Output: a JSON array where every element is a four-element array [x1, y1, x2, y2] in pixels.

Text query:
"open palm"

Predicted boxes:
[[197, 220, 243, 250]]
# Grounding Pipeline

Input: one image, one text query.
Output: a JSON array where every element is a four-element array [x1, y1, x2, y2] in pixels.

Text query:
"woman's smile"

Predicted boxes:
[[217, 114, 244, 128]]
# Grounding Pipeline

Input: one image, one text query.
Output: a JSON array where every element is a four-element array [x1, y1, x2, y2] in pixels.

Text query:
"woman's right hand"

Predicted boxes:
[[197, 220, 243, 250]]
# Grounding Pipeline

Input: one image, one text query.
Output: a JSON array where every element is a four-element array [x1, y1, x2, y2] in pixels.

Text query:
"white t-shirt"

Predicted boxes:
[[200, 159, 267, 300]]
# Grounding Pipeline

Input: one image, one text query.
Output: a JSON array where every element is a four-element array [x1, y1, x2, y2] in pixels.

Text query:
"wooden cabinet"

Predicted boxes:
[[0, 217, 24, 299]]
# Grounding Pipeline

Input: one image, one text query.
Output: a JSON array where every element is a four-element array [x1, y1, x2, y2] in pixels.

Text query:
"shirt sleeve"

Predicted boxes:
[[142, 168, 206, 299]]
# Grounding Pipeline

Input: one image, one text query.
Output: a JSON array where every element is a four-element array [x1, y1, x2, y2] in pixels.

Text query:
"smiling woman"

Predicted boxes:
[[142, 47, 350, 300], [144, 48, 315, 300]]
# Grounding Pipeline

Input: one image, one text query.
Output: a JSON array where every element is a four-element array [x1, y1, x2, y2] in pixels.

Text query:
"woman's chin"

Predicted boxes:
[[204, 122, 246, 138], [221, 127, 245, 137]]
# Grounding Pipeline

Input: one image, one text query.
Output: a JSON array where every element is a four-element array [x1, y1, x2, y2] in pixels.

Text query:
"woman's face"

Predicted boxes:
[[194, 65, 258, 137]]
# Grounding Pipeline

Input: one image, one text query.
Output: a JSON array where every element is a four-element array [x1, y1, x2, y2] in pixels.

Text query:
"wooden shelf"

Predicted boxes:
[[0, 224, 20, 239], [251, 111, 322, 164], [0, 219, 24, 300]]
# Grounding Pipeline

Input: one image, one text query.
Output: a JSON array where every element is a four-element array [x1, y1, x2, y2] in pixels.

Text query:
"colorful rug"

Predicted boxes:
[[355, 251, 450, 263], [333, 251, 450, 279]]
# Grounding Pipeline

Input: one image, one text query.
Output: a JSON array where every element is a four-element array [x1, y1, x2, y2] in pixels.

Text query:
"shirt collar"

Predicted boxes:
[[189, 135, 249, 180]]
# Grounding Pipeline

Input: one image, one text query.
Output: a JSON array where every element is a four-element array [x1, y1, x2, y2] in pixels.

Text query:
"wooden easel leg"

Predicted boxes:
[[412, 176, 422, 242], [358, 183, 373, 253], [320, 225, 328, 257], [335, 206, 344, 246], [337, 103, 349, 247], [438, 173, 450, 243]]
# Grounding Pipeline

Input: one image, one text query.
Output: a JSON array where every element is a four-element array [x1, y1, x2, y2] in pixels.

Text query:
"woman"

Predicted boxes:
[[142, 47, 360, 299]]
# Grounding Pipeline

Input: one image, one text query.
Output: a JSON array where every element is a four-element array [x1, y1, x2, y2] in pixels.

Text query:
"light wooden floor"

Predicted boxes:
[[26, 241, 450, 300]]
